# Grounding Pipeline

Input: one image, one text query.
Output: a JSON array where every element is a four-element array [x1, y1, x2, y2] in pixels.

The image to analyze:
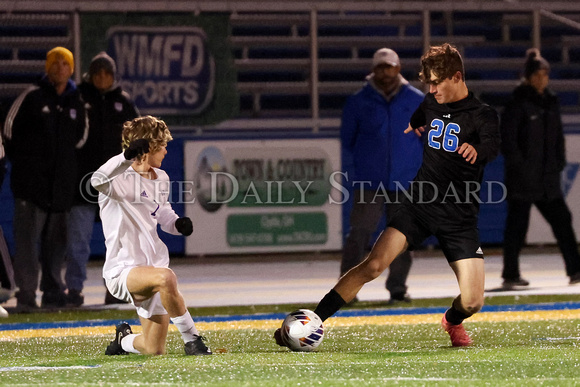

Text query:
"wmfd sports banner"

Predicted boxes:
[[80, 13, 237, 124], [107, 26, 215, 115], [183, 139, 342, 255]]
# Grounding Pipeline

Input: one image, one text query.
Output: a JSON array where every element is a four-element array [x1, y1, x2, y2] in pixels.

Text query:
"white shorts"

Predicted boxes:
[[105, 267, 168, 319]]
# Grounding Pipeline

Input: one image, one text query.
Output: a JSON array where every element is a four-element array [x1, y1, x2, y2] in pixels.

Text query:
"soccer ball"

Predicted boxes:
[[280, 309, 324, 352]]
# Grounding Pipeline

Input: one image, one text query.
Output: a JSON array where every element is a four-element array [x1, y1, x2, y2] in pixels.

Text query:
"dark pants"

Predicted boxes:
[[0, 226, 14, 291], [341, 190, 412, 297], [503, 198, 580, 279], [13, 199, 67, 301]]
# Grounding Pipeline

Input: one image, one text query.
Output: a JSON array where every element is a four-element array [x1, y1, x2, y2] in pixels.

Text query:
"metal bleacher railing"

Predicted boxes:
[[1, 1, 580, 125]]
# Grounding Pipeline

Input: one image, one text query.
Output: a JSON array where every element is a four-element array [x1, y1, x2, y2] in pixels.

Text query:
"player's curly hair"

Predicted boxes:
[[121, 116, 173, 161], [419, 43, 465, 84]]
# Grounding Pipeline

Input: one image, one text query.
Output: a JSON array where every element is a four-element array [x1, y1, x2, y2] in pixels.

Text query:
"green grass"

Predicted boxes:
[[2, 295, 580, 386], [4, 293, 580, 324]]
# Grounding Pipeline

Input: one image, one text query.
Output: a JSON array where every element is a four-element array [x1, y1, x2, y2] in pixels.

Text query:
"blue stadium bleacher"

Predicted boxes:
[[229, 9, 580, 117], [453, 25, 503, 41], [0, 25, 67, 37], [319, 47, 353, 59], [558, 91, 580, 107], [570, 48, 580, 62], [0, 13, 73, 109]]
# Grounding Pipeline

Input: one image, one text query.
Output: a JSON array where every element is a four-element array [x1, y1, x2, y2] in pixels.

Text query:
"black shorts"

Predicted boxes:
[[388, 202, 484, 262]]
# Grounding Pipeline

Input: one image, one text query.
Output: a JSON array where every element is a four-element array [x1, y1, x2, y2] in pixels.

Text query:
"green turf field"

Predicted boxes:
[[1, 295, 580, 386]]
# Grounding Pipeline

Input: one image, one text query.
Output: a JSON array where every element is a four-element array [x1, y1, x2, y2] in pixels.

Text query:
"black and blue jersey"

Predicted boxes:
[[407, 92, 500, 222]]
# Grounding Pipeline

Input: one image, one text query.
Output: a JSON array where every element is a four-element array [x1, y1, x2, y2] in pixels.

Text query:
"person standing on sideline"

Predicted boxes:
[[500, 48, 580, 288], [275, 43, 500, 347], [0, 131, 14, 318], [340, 48, 424, 304], [92, 116, 211, 356], [3, 47, 88, 311], [65, 51, 139, 307]]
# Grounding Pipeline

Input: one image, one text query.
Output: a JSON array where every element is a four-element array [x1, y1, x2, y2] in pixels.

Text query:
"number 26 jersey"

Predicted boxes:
[[408, 92, 501, 221]]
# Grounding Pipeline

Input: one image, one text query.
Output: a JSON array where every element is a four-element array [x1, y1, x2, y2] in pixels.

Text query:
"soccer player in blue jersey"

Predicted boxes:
[[276, 43, 500, 347]]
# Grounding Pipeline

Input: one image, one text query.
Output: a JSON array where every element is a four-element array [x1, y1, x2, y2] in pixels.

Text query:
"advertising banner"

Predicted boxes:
[[183, 139, 342, 255], [80, 13, 238, 124], [107, 26, 215, 115]]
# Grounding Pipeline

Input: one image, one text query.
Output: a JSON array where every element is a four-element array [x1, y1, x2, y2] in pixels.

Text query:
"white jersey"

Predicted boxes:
[[91, 153, 180, 280]]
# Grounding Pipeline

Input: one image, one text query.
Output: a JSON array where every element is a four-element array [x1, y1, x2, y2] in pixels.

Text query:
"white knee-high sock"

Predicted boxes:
[[170, 310, 199, 343], [121, 334, 141, 354]]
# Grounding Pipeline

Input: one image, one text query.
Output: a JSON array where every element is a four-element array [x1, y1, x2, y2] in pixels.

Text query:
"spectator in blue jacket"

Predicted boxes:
[[65, 51, 139, 307], [3, 46, 88, 311], [340, 48, 424, 304]]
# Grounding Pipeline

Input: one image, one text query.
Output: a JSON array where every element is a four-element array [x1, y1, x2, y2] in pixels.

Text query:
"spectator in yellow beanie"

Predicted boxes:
[[45, 46, 74, 74], [2, 45, 87, 311]]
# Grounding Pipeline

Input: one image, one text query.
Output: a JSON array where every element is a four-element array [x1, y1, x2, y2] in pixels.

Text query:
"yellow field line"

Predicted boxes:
[[1, 309, 579, 340]]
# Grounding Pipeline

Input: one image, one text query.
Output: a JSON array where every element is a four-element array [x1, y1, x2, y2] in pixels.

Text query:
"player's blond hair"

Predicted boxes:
[[122, 116, 173, 161], [419, 43, 465, 84]]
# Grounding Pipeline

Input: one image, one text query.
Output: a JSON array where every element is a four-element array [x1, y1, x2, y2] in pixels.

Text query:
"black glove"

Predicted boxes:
[[124, 139, 150, 160], [175, 217, 193, 236]]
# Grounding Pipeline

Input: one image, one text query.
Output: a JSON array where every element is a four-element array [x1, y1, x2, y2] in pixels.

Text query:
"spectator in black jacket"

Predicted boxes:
[[0, 130, 14, 318], [65, 51, 139, 306], [501, 48, 580, 288], [3, 46, 88, 311]]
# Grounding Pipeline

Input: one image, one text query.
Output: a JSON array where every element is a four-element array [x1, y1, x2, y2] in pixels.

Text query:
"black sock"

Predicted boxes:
[[313, 289, 346, 322], [445, 301, 471, 325]]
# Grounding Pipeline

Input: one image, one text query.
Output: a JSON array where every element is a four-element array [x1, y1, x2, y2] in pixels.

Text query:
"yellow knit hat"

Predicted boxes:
[[45, 46, 74, 73]]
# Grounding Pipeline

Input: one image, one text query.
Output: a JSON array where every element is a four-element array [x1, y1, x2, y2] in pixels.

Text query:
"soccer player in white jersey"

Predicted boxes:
[[91, 116, 211, 356]]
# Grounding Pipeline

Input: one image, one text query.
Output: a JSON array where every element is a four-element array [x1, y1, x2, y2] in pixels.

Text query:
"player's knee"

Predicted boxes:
[[359, 256, 386, 281], [141, 342, 165, 355], [156, 268, 178, 292]]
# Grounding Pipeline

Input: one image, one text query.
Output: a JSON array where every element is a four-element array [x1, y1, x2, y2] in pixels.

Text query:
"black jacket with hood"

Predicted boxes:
[[500, 83, 566, 201], [76, 51, 139, 205], [76, 81, 139, 204], [3, 76, 88, 212]]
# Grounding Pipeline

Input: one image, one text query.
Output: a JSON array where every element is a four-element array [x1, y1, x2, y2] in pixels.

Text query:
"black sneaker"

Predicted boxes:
[[41, 291, 67, 309], [105, 322, 133, 355], [184, 335, 212, 356], [570, 272, 580, 285], [387, 293, 412, 305], [66, 289, 84, 307], [14, 291, 39, 313], [502, 277, 530, 288]]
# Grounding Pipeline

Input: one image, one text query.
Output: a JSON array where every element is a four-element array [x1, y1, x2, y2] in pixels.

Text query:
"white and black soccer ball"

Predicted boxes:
[[280, 309, 324, 352]]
